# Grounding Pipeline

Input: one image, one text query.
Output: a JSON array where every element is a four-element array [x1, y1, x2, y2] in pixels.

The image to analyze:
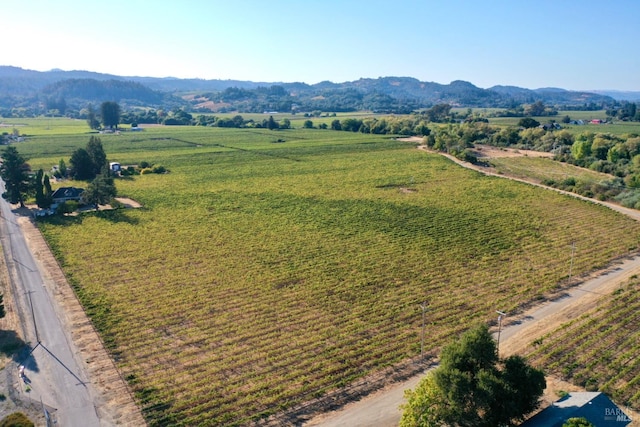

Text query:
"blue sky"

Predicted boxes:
[[4, 0, 639, 90]]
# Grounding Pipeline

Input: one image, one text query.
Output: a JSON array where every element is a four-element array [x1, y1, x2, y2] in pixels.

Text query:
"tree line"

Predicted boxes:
[[0, 137, 116, 212], [423, 120, 640, 208]]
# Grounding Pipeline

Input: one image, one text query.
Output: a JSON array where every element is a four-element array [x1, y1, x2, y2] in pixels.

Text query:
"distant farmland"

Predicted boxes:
[[28, 125, 640, 425]]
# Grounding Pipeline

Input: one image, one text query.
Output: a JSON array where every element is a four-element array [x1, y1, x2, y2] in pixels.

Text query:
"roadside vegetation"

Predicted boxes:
[[4, 121, 636, 425]]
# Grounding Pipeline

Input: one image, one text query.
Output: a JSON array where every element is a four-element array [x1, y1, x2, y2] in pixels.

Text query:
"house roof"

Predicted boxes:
[[521, 392, 631, 427], [51, 187, 84, 199]]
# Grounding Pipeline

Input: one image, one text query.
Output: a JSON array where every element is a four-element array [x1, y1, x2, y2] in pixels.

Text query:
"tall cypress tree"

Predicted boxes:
[[86, 136, 107, 176], [34, 169, 53, 209]]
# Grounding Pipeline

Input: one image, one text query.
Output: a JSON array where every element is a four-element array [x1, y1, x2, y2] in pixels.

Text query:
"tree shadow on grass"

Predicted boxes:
[[90, 208, 140, 225], [37, 209, 139, 226]]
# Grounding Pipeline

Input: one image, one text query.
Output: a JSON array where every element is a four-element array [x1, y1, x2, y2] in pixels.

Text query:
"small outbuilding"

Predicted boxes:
[[520, 392, 631, 427]]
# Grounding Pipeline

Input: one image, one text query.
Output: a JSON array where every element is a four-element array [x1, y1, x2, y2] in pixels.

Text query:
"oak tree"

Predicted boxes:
[[401, 323, 545, 427]]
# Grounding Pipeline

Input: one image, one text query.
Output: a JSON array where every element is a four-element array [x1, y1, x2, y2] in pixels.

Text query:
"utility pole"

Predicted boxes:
[[568, 241, 576, 285], [496, 310, 506, 357], [26, 290, 40, 344], [420, 301, 428, 361]]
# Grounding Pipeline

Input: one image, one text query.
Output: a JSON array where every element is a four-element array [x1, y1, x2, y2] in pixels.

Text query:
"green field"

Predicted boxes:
[[9, 121, 640, 425], [487, 111, 640, 136], [487, 156, 613, 185]]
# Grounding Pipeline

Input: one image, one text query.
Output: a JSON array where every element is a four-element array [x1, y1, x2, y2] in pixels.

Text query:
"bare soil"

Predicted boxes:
[[471, 144, 554, 159]]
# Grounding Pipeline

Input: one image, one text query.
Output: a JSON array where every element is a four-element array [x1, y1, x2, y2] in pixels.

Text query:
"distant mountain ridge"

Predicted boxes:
[[589, 89, 640, 102], [0, 65, 622, 114]]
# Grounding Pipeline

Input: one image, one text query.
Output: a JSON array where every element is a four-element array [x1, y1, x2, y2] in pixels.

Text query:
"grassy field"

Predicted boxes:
[[1, 116, 93, 136], [487, 156, 613, 185], [6, 121, 640, 425], [487, 112, 640, 136]]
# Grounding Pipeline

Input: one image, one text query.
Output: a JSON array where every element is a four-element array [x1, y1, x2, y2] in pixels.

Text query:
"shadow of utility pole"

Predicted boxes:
[[22, 341, 87, 387]]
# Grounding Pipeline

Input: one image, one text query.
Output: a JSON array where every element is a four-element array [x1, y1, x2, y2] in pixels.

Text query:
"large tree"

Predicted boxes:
[[86, 136, 107, 176], [400, 323, 545, 427], [100, 101, 121, 129], [34, 169, 53, 209], [81, 170, 117, 209], [0, 146, 31, 207], [69, 148, 95, 180], [86, 103, 100, 130], [69, 136, 108, 180]]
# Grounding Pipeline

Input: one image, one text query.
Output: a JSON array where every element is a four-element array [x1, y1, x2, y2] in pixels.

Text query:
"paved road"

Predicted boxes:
[[0, 181, 100, 426]]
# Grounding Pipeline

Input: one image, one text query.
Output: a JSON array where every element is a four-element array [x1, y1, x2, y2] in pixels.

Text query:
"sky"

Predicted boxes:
[[3, 0, 640, 91]]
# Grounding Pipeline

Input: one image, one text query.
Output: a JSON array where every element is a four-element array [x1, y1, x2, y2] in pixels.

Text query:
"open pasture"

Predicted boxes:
[[487, 156, 613, 185], [0, 116, 91, 136], [25, 125, 640, 425], [488, 112, 640, 137]]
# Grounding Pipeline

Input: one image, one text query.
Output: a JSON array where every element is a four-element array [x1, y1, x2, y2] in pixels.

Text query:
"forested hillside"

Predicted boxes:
[[0, 66, 616, 116]]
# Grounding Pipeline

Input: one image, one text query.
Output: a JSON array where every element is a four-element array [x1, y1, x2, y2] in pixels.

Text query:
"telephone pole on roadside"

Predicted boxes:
[[420, 301, 428, 361]]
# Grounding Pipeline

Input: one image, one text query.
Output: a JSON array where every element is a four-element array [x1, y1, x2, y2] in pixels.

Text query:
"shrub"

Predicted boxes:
[[151, 165, 167, 174], [57, 201, 79, 215], [0, 412, 34, 427], [110, 199, 124, 209]]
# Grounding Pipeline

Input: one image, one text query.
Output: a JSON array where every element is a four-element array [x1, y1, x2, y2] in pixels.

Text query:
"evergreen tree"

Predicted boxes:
[[58, 159, 67, 178], [0, 146, 31, 207], [33, 170, 54, 209], [86, 136, 107, 176], [43, 174, 53, 202], [34, 169, 46, 208], [266, 115, 279, 130], [69, 148, 95, 180]]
